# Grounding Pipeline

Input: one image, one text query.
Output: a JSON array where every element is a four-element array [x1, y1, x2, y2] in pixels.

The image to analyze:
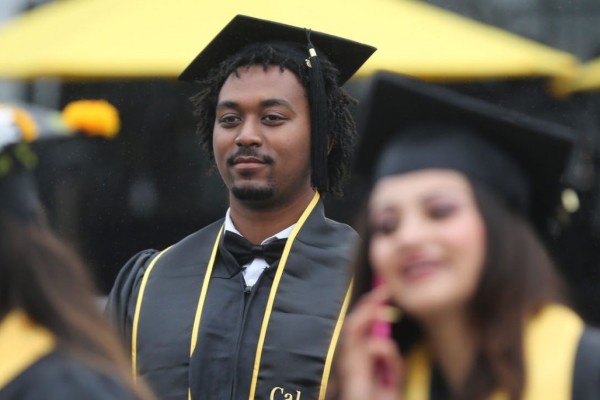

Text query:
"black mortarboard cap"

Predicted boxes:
[[355, 72, 574, 232], [179, 15, 376, 192], [178, 15, 375, 85]]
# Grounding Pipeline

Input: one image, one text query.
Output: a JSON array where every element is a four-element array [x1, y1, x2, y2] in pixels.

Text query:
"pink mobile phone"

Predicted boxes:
[[371, 276, 391, 338]]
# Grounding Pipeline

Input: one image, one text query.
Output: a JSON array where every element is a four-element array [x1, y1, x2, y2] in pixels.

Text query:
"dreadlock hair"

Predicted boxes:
[[190, 42, 358, 196]]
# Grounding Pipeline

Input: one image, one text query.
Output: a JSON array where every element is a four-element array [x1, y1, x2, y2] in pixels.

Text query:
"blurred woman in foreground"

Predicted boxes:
[[0, 101, 153, 399], [337, 73, 600, 400]]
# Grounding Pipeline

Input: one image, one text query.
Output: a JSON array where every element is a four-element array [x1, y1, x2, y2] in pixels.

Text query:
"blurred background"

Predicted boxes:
[[2, 0, 600, 323]]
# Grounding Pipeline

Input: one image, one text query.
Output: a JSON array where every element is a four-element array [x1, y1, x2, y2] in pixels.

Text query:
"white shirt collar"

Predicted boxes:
[[224, 208, 295, 244]]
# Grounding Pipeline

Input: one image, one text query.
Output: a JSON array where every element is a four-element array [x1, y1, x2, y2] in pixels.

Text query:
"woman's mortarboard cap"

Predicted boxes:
[[354, 72, 575, 232]]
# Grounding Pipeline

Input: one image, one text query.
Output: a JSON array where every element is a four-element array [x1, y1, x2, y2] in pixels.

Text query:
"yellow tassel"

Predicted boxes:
[[62, 100, 120, 138]]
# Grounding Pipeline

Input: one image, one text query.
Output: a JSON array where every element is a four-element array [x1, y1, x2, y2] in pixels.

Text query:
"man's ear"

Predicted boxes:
[[327, 134, 334, 155]]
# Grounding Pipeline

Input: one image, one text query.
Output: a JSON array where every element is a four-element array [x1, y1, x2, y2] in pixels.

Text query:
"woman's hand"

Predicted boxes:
[[337, 286, 404, 400]]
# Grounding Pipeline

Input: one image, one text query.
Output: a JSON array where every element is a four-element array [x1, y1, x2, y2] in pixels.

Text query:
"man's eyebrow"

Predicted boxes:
[[216, 100, 239, 110], [216, 98, 294, 111], [260, 98, 293, 109]]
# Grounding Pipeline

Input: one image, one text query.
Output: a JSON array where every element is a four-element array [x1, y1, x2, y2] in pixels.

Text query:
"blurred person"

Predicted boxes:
[[336, 72, 600, 400], [106, 15, 375, 400], [0, 101, 153, 400]]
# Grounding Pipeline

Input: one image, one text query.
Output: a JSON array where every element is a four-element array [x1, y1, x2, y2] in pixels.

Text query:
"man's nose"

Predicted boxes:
[[234, 119, 262, 147]]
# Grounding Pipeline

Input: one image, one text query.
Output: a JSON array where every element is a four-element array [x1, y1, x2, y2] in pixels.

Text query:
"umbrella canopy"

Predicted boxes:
[[565, 57, 600, 93], [0, 0, 577, 84]]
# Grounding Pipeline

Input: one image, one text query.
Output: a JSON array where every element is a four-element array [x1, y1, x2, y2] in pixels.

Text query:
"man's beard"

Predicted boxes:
[[226, 148, 277, 203], [231, 184, 275, 202]]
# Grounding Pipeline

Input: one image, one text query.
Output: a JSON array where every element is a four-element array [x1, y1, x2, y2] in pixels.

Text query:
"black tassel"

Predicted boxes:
[[305, 29, 329, 192]]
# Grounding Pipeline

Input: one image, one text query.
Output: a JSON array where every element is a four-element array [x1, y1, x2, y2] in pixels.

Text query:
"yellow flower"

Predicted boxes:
[[62, 100, 120, 138]]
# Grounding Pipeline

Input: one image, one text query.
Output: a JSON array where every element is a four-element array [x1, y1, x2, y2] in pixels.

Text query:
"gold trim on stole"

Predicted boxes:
[[248, 191, 321, 400], [404, 304, 584, 399], [187, 227, 223, 400], [131, 246, 171, 380], [404, 344, 431, 400], [189, 227, 223, 357], [522, 304, 583, 399], [319, 280, 354, 400], [0, 310, 56, 390]]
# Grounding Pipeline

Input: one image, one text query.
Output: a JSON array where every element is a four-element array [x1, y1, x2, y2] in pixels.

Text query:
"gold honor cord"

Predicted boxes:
[[131, 246, 171, 381], [188, 227, 223, 400], [248, 191, 321, 400], [318, 279, 354, 400]]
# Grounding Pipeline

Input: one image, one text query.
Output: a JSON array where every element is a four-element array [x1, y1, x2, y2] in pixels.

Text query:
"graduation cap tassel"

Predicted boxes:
[[305, 29, 329, 192]]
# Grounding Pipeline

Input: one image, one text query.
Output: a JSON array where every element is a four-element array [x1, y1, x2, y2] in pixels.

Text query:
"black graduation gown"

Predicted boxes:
[[107, 199, 358, 400], [0, 352, 134, 400]]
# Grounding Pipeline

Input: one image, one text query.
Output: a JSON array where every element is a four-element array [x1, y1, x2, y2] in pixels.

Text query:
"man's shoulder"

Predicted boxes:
[[158, 217, 225, 259], [299, 213, 360, 254], [174, 218, 225, 245], [322, 216, 359, 239]]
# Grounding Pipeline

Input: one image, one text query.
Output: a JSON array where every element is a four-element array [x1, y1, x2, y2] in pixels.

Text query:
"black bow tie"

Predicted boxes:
[[223, 231, 288, 267]]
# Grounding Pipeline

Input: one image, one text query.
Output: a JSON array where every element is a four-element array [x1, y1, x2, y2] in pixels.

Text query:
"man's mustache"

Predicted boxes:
[[227, 148, 274, 166]]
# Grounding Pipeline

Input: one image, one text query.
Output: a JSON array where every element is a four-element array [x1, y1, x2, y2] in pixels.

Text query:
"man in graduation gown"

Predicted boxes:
[[106, 15, 376, 400]]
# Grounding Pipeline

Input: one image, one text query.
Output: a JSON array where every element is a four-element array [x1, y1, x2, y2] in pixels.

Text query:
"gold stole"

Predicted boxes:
[[0, 310, 56, 390], [404, 305, 584, 399]]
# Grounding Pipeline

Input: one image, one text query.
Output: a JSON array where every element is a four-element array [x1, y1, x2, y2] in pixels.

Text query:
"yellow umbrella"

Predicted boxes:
[[564, 57, 600, 94], [0, 0, 577, 86]]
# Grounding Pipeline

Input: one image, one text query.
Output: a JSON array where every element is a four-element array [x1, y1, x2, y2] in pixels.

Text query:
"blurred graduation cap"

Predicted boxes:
[[179, 14, 376, 192], [0, 100, 120, 223], [355, 71, 575, 232]]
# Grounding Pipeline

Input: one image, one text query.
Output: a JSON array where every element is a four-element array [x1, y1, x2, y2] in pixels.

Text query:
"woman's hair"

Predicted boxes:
[[351, 182, 567, 400], [189, 43, 358, 196], [0, 214, 153, 400]]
